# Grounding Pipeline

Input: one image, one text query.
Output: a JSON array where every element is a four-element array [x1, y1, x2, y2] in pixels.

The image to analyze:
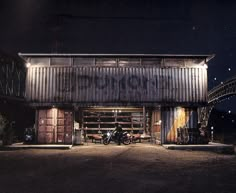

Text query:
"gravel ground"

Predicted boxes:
[[0, 144, 235, 193]]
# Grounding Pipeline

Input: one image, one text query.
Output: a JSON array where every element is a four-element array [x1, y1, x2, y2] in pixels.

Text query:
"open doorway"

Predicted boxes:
[[75, 107, 151, 143]]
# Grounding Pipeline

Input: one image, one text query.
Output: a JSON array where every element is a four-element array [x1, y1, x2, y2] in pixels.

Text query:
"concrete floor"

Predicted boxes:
[[0, 144, 235, 193]]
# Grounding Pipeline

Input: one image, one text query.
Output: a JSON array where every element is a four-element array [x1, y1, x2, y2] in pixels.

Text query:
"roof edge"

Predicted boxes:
[[18, 52, 214, 58]]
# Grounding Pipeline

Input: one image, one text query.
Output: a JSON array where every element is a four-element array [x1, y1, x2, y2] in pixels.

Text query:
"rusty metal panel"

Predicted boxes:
[[161, 107, 198, 144], [56, 109, 65, 143], [36, 108, 73, 144], [37, 109, 54, 144], [64, 111, 73, 144], [26, 67, 208, 105]]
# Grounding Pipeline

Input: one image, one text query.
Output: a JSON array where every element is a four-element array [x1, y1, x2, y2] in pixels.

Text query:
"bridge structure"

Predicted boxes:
[[0, 52, 26, 103], [200, 75, 236, 128]]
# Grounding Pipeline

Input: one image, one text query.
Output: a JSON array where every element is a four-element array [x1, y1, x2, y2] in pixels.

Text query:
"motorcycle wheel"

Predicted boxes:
[[103, 138, 110, 145], [122, 138, 131, 145]]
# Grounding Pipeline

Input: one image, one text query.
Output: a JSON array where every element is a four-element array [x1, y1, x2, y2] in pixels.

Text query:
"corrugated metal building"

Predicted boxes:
[[19, 53, 213, 144]]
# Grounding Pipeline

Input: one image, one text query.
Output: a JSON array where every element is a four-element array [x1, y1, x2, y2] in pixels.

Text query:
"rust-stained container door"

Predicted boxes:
[[56, 110, 73, 144], [57, 109, 65, 143], [64, 111, 73, 144], [38, 109, 55, 144], [37, 109, 73, 144]]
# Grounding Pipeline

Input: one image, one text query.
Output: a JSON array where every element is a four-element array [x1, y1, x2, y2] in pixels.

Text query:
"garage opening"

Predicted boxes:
[[75, 107, 151, 144]]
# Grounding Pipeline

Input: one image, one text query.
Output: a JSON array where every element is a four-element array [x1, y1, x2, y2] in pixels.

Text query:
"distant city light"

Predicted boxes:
[[228, 110, 231, 114], [214, 77, 217, 81], [221, 81, 223, 84], [232, 120, 235, 123], [228, 68, 231, 71]]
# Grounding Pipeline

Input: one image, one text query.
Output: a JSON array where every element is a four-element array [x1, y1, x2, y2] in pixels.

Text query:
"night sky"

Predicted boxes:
[[0, 0, 236, 113]]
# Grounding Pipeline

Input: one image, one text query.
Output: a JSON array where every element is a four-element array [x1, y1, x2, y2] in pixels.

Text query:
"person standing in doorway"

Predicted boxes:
[[114, 122, 123, 145]]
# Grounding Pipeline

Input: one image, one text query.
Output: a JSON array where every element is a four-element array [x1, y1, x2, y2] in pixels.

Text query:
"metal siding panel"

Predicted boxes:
[[50, 68, 53, 102], [189, 68, 192, 102], [194, 69, 197, 102], [54, 68, 58, 103], [196, 68, 199, 102], [162, 107, 199, 144], [57, 67, 61, 103], [172, 68, 176, 102], [152, 67, 156, 101], [43, 68, 46, 102], [32, 68, 36, 101], [148, 67, 152, 102], [180, 69, 183, 103], [38, 68, 41, 102], [86, 67, 91, 102], [75, 68, 78, 101], [52, 68, 56, 102], [26, 68, 32, 101], [25, 66, 207, 105], [171, 68, 175, 102], [166, 69, 169, 101], [199, 68, 203, 102], [183, 68, 186, 102], [174, 68, 178, 102], [189, 69, 193, 102], [111, 67, 115, 102], [203, 68, 207, 102], [169, 68, 172, 102], [35, 68, 39, 102], [45, 68, 48, 102], [41, 68, 44, 102], [204, 68, 208, 101], [153, 67, 157, 101], [29, 68, 33, 101], [185, 68, 189, 102], [196, 68, 200, 102], [171, 68, 174, 102], [161, 68, 165, 101], [193, 68, 196, 102], [164, 69, 168, 101]]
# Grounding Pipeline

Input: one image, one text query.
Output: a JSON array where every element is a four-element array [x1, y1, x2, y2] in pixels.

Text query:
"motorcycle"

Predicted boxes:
[[24, 127, 35, 144], [103, 130, 131, 145]]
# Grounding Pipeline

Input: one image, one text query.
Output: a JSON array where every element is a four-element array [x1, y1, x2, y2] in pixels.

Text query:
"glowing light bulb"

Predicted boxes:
[[26, 62, 31, 68]]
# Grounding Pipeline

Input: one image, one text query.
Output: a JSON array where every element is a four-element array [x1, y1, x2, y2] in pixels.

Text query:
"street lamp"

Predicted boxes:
[[210, 126, 214, 142]]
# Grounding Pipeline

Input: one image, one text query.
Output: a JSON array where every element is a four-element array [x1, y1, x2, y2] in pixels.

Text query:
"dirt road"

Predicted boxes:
[[0, 144, 235, 193]]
